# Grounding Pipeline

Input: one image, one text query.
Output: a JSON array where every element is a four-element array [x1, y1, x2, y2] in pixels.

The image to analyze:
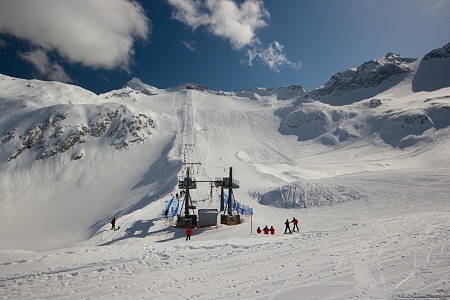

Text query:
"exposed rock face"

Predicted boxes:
[[236, 85, 307, 101], [5, 104, 156, 162], [423, 42, 450, 60]]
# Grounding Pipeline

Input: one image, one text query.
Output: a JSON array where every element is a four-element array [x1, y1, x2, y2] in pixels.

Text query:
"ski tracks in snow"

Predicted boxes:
[[0, 212, 449, 299]]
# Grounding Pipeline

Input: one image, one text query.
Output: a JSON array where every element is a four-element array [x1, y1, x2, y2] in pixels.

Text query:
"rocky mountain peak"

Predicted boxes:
[[311, 53, 417, 99], [423, 42, 450, 60], [124, 77, 158, 95]]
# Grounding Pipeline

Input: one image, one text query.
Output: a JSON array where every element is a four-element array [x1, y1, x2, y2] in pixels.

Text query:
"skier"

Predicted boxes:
[[263, 225, 269, 235], [284, 219, 292, 234], [111, 217, 116, 230], [164, 209, 169, 219], [186, 227, 193, 241], [291, 217, 299, 232], [270, 226, 275, 235], [256, 226, 262, 234]]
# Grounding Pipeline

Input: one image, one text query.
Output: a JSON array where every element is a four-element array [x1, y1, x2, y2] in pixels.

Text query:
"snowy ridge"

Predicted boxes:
[[123, 77, 160, 95]]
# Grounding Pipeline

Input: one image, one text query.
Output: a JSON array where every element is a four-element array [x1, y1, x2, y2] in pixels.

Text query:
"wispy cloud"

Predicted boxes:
[[246, 41, 302, 72], [431, 0, 450, 16], [99, 74, 112, 84], [180, 40, 197, 52], [19, 49, 72, 83], [168, 0, 269, 50], [0, 0, 151, 72]]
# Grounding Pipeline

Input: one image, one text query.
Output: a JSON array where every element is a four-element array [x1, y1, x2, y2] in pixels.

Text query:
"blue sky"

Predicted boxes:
[[0, 0, 449, 94]]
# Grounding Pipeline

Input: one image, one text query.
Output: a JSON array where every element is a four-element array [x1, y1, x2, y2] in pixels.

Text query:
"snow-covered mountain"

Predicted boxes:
[[413, 41, 450, 92], [311, 52, 416, 103], [1, 43, 449, 299]]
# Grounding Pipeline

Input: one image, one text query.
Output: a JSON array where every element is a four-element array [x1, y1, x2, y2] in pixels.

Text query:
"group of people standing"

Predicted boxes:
[[284, 217, 299, 233], [257, 225, 276, 235], [256, 217, 299, 235]]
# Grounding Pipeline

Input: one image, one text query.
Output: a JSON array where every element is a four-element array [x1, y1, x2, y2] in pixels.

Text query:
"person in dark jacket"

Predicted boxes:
[[263, 225, 269, 235], [111, 217, 116, 230], [284, 219, 292, 234]]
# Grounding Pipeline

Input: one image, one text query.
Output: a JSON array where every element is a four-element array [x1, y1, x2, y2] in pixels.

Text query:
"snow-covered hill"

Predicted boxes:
[[0, 42, 449, 299]]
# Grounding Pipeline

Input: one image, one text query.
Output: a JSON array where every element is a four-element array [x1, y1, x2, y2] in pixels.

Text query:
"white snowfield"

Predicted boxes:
[[0, 50, 449, 299]]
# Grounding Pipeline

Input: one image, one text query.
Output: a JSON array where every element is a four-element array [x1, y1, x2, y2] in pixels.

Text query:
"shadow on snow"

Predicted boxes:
[[98, 218, 185, 246]]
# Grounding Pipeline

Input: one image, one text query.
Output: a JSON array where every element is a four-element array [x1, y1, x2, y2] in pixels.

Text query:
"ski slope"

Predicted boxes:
[[1, 169, 449, 299]]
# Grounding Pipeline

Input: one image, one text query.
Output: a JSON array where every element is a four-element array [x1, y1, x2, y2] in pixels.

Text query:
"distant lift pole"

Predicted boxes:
[[183, 167, 193, 218], [227, 167, 234, 216], [217, 167, 241, 225], [176, 162, 202, 228]]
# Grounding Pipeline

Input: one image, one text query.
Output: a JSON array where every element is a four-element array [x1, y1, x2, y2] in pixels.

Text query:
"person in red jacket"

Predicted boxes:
[[263, 225, 269, 235], [291, 217, 299, 232], [269, 226, 275, 235], [186, 227, 193, 241], [111, 217, 116, 230], [256, 227, 262, 234]]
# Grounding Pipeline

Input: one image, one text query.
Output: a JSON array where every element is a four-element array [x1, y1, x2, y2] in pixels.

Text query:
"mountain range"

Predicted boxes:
[[0, 42, 449, 299]]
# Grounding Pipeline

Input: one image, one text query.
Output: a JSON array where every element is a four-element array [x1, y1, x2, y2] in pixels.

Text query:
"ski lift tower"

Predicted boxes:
[[218, 167, 241, 225], [177, 165, 199, 228]]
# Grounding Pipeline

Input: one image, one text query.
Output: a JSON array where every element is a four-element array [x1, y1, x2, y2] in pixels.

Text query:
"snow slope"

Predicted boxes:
[[0, 43, 449, 299]]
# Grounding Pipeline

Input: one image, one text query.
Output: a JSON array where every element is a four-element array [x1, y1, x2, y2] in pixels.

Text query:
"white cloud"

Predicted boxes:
[[168, 0, 207, 30], [19, 49, 72, 83], [246, 41, 302, 72], [0, 0, 150, 70], [168, 0, 269, 49]]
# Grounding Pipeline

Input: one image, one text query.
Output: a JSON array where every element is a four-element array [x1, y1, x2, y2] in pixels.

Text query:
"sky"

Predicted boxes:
[[0, 0, 449, 94]]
